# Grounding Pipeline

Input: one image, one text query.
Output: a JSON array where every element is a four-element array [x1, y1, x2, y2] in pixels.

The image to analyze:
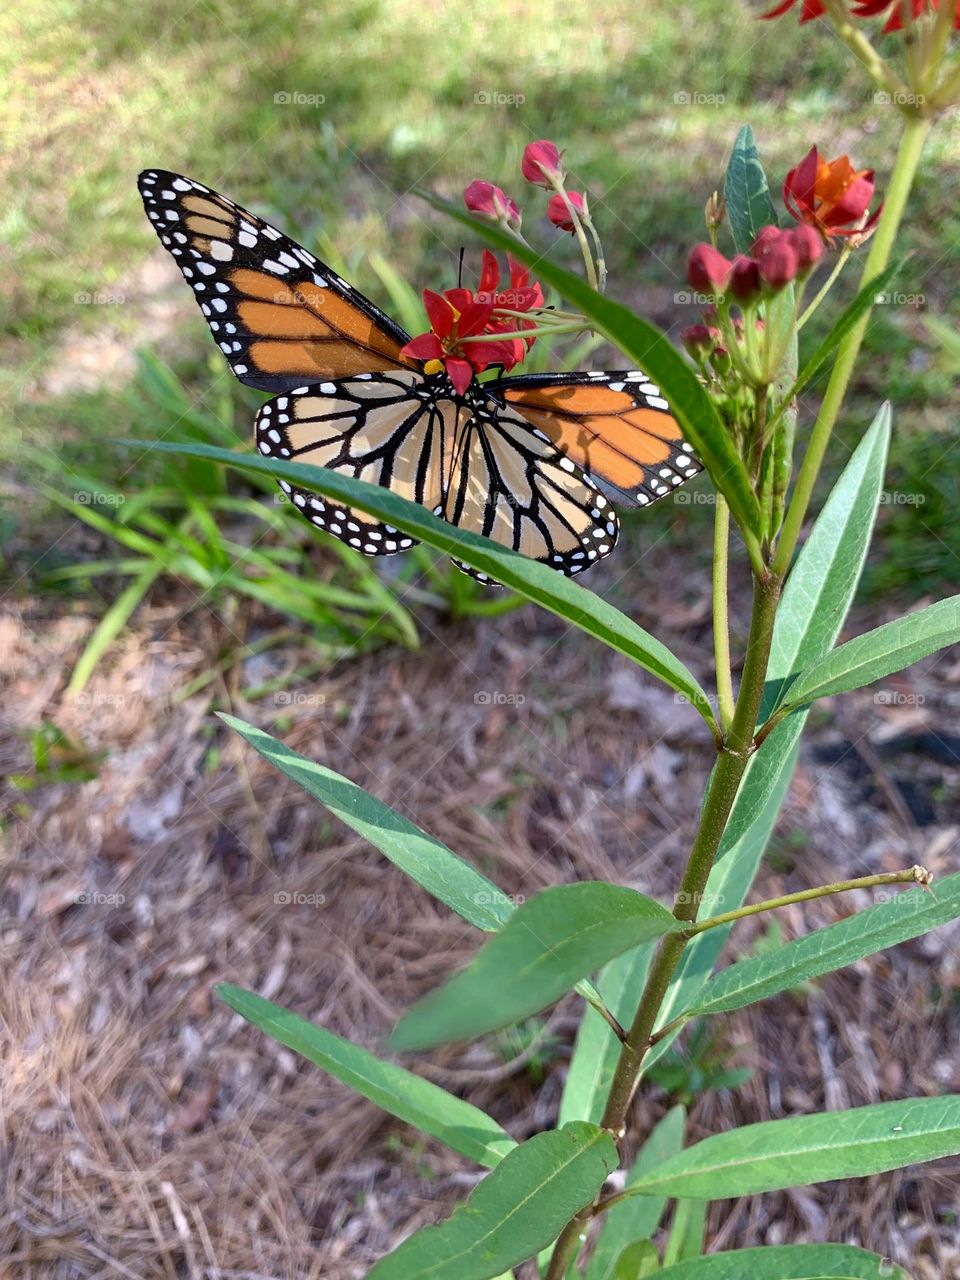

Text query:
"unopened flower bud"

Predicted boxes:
[[687, 243, 732, 294], [547, 190, 585, 233], [681, 323, 715, 356], [757, 234, 800, 288], [729, 254, 762, 303], [786, 224, 824, 270], [522, 140, 563, 188], [705, 190, 726, 234], [751, 225, 782, 257], [463, 180, 522, 231]]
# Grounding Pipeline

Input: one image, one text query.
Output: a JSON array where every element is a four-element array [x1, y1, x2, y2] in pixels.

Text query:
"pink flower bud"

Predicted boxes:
[[686, 243, 732, 294], [547, 190, 585, 233], [681, 323, 716, 356], [757, 234, 800, 288], [522, 140, 563, 187], [786, 224, 824, 270], [463, 180, 522, 231], [750, 225, 782, 257], [729, 254, 762, 303]]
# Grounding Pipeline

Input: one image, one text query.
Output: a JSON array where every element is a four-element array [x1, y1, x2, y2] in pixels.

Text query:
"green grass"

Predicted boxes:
[[4, 0, 959, 660]]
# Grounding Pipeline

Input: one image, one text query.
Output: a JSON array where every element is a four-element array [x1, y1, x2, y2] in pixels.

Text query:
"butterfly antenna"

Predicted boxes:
[[458, 247, 465, 289]]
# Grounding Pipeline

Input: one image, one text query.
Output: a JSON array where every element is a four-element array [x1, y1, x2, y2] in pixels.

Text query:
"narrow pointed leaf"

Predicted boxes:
[[782, 593, 960, 709], [654, 1245, 907, 1280], [626, 1096, 960, 1199], [221, 714, 513, 931], [763, 404, 891, 716], [367, 1122, 617, 1280], [684, 871, 960, 1021], [613, 1241, 659, 1279], [129, 443, 716, 731], [586, 1106, 686, 1280], [390, 884, 682, 1052], [724, 125, 779, 254], [223, 716, 609, 1019], [217, 985, 516, 1168], [418, 205, 763, 550]]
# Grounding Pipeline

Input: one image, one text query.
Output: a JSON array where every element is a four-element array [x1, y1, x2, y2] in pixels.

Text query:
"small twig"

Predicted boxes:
[[679, 864, 931, 940]]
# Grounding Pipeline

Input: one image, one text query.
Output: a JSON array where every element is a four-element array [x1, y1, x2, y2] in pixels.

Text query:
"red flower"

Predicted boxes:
[[463, 180, 522, 230], [763, 0, 959, 25], [756, 235, 800, 287], [687, 243, 733, 293], [761, 0, 826, 21], [852, 0, 957, 31], [521, 139, 563, 187], [547, 191, 586, 233], [783, 146, 880, 238], [400, 252, 543, 394]]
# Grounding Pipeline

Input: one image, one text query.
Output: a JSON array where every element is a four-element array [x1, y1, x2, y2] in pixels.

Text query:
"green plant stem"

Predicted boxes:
[[680, 864, 931, 939], [545, 569, 782, 1280], [713, 497, 735, 734], [771, 113, 931, 580], [797, 246, 852, 331], [823, 0, 913, 101]]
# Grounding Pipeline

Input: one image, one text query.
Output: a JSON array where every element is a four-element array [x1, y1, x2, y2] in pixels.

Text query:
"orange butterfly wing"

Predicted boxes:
[[138, 169, 413, 393], [492, 371, 701, 508]]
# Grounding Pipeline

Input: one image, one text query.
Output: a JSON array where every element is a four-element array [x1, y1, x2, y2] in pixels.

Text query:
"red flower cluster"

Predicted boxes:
[[763, 0, 958, 30], [687, 223, 824, 302], [400, 251, 543, 394], [783, 147, 880, 238]]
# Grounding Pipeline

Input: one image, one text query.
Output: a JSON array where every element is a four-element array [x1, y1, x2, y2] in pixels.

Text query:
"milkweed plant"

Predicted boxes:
[[149, 6, 960, 1277]]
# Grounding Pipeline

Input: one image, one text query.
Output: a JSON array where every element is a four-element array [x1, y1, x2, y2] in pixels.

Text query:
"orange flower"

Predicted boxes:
[[783, 146, 881, 238]]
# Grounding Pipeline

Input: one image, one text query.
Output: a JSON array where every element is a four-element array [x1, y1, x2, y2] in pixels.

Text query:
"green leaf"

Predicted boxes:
[[221, 714, 514, 932], [654, 1245, 907, 1280], [419, 204, 763, 555], [586, 1107, 686, 1280], [723, 124, 779, 255], [67, 560, 163, 693], [389, 884, 683, 1052], [559, 944, 652, 1126], [626, 1096, 960, 1199], [223, 716, 609, 1025], [662, 1198, 707, 1266], [217, 985, 516, 1169], [129, 443, 716, 731], [613, 1240, 659, 1279], [763, 403, 891, 717], [782, 593, 960, 709], [366, 1122, 617, 1280], [684, 871, 960, 1021]]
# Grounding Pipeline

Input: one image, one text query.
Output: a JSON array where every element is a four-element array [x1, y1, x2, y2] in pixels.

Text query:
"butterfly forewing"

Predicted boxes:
[[138, 169, 412, 393], [494, 371, 701, 507], [255, 371, 458, 554]]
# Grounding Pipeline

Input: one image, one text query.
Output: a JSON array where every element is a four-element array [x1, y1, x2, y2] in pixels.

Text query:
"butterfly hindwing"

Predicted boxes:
[[492, 370, 701, 508], [138, 169, 412, 394], [255, 370, 461, 554], [444, 391, 619, 582]]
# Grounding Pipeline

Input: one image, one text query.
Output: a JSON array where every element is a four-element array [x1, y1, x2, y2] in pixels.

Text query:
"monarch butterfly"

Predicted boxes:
[[138, 169, 701, 579]]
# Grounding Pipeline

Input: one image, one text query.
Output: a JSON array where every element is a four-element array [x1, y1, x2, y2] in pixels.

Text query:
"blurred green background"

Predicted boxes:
[[3, 0, 959, 669]]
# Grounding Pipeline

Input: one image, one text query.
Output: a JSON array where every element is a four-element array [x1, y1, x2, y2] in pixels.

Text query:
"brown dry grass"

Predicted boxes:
[[2, 554, 959, 1278]]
